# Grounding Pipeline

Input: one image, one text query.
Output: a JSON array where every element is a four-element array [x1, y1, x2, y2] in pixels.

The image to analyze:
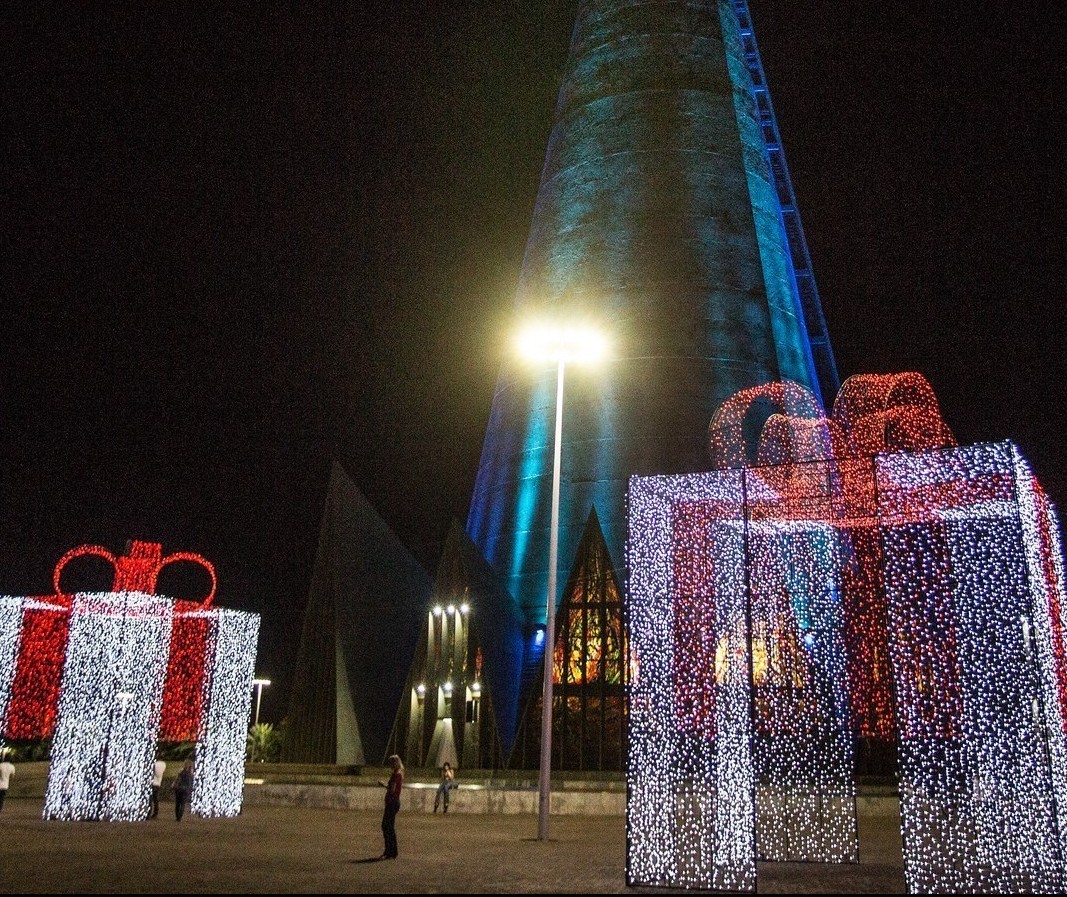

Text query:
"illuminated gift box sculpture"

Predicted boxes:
[[626, 374, 1067, 893], [0, 541, 260, 821]]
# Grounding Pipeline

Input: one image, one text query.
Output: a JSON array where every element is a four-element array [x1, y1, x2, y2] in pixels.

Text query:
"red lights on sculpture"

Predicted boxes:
[[4, 597, 70, 740], [53, 540, 216, 606], [2, 540, 218, 743], [698, 373, 1067, 743], [632, 374, 1067, 891]]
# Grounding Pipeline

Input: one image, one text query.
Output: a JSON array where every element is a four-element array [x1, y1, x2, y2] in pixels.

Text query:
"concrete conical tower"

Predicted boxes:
[[468, 1, 837, 667]]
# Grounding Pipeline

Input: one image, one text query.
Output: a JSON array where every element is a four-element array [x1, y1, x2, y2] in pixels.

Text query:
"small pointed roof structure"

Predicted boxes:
[[511, 507, 627, 770], [448, 522, 526, 755], [283, 462, 430, 765], [388, 520, 524, 766]]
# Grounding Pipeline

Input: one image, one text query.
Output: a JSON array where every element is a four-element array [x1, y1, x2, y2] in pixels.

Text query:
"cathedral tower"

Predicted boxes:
[[468, 0, 837, 746]]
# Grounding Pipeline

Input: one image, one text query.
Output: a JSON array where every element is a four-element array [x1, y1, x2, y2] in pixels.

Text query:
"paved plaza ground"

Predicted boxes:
[[0, 794, 905, 893]]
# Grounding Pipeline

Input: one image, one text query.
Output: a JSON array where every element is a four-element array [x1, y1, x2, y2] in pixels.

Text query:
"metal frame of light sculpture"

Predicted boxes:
[[2, 596, 71, 740], [0, 542, 260, 822], [1016, 451, 1067, 868], [627, 469, 754, 891], [191, 607, 260, 817], [708, 373, 959, 740], [743, 468, 858, 864], [2, 542, 219, 743], [0, 596, 25, 745], [629, 372, 1067, 891]]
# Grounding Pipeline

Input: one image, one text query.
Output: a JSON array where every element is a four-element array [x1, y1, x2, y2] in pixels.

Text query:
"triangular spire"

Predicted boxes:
[[512, 507, 628, 771], [283, 462, 430, 765]]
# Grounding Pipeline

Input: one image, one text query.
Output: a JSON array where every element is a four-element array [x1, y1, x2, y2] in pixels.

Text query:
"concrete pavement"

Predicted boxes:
[[0, 794, 905, 893]]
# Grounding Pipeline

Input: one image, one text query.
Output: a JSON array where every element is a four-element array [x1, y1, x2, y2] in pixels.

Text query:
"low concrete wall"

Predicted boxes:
[[242, 781, 627, 815], [8, 760, 899, 818], [243, 781, 898, 817]]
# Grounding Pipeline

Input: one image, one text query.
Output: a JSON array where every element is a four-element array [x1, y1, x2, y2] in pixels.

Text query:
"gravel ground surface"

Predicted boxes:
[[0, 797, 905, 893]]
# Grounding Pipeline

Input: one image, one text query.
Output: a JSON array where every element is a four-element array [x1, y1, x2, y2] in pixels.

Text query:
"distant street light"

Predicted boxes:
[[517, 320, 609, 842], [251, 678, 271, 728]]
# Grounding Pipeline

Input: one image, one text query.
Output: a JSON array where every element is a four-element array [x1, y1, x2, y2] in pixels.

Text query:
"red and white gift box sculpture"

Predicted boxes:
[[626, 374, 1067, 893], [0, 541, 260, 821]]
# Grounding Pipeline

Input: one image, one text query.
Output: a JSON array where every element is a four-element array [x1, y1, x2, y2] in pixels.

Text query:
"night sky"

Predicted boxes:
[[2, 2, 1063, 726]]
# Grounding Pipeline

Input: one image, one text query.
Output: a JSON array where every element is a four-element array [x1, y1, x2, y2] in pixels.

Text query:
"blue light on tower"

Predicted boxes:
[[467, 0, 839, 753]]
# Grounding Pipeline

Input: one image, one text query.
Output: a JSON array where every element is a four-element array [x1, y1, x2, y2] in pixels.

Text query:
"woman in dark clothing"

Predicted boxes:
[[172, 758, 194, 822], [378, 755, 404, 859]]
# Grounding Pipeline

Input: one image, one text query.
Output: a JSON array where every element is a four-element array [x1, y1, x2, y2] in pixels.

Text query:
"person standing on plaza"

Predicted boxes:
[[0, 752, 13, 813], [150, 756, 166, 819], [433, 761, 456, 813], [377, 755, 404, 858], [172, 758, 194, 822]]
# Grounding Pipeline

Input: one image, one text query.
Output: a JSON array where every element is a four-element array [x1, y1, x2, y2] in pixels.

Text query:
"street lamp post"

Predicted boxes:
[[538, 354, 565, 841], [251, 678, 271, 728], [518, 321, 608, 842]]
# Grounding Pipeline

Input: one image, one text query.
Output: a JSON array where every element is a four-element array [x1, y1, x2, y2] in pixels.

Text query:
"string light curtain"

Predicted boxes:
[[2, 597, 70, 739], [878, 443, 1067, 892], [0, 597, 25, 736], [627, 468, 857, 891], [192, 608, 259, 817]]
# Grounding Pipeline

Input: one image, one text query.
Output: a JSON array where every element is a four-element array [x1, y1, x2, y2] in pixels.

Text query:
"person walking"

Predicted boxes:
[[172, 758, 194, 822], [433, 761, 457, 813], [0, 752, 13, 813], [377, 755, 404, 859], [150, 756, 166, 819]]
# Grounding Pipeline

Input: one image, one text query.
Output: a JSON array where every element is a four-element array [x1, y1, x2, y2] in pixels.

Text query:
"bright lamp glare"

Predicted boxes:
[[517, 323, 608, 364]]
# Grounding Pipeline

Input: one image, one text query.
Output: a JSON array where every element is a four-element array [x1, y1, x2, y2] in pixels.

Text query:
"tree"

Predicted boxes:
[[246, 722, 282, 763]]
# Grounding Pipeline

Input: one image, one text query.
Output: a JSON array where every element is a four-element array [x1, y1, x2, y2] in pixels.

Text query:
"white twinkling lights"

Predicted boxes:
[[45, 592, 173, 821], [27, 594, 261, 822], [626, 468, 857, 892], [1, 543, 261, 823], [1014, 447, 1067, 873], [629, 436, 1067, 892], [0, 596, 24, 741], [877, 443, 1067, 892], [191, 608, 259, 818]]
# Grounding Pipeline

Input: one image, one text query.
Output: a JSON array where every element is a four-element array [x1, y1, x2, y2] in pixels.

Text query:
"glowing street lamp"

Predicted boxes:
[[517, 319, 609, 842], [251, 678, 271, 728]]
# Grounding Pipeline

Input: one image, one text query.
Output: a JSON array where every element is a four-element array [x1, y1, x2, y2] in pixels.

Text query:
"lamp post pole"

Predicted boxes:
[[538, 356, 565, 842], [517, 320, 606, 842], [251, 678, 271, 728]]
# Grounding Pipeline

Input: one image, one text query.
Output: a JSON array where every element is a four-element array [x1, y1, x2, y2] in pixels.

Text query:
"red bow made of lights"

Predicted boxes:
[[52, 540, 216, 606]]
